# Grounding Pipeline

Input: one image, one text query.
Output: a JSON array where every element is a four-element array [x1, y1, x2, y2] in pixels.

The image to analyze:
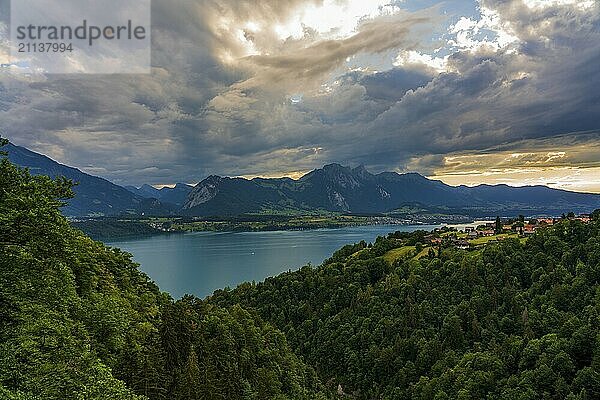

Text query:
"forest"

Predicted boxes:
[[210, 217, 600, 399], [1, 137, 599, 399], [0, 138, 327, 400]]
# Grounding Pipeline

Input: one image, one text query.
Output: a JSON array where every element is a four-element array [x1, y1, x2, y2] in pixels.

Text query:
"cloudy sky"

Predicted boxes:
[[1, 0, 599, 192]]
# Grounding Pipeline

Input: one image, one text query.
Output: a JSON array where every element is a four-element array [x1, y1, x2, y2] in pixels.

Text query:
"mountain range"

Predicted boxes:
[[125, 183, 192, 208], [4, 143, 173, 217], [181, 163, 600, 217], [4, 142, 600, 218]]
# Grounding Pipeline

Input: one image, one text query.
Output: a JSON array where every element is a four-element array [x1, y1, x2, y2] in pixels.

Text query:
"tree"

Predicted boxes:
[[495, 216, 502, 234]]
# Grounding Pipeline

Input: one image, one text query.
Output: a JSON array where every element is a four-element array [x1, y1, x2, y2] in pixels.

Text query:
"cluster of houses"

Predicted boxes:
[[148, 221, 177, 232], [426, 214, 593, 249]]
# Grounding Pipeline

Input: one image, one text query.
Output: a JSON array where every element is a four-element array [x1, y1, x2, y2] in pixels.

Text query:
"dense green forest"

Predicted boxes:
[[2, 136, 600, 399], [0, 138, 327, 399], [71, 219, 164, 240], [209, 217, 600, 399]]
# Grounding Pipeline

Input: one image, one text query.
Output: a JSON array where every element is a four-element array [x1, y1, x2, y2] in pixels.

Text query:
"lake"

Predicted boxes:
[[107, 224, 441, 298]]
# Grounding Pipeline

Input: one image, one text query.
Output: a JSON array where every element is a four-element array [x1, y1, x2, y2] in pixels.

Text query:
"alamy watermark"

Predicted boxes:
[[9, 0, 151, 74]]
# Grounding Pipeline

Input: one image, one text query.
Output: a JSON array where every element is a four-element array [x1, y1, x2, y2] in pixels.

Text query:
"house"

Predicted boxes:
[[456, 240, 470, 250], [479, 230, 495, 237], [425, 234, 442, 244], [523, 224, 536, 235], [576, 215, 591, 223], [538, 218, 554, 225]]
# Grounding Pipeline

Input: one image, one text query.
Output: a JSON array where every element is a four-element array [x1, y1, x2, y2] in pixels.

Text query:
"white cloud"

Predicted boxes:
[[395, 50, 449, 72], [448, 5, 519, 53], [523, 0, 595, 10]]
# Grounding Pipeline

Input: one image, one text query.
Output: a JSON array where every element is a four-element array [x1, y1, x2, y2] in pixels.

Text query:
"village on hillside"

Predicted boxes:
[[427, 213, 593, 250]]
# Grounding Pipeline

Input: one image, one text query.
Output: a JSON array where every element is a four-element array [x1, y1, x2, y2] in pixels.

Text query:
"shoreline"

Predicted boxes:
[[73, 217, 472, 241]]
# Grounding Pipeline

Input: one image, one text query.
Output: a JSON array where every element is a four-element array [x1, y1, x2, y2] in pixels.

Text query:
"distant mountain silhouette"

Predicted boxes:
[[126, 183, 192, 208], [5, 143, 599, 218], [182, 163, 600, 217], [4, 143, 173, 217]]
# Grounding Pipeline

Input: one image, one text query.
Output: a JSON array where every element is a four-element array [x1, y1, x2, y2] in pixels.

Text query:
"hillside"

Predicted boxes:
[[0, 139, 327, 399], [2, 137, 600, 399], [4, 143, 173, 217], [209, 216, 600, 399]]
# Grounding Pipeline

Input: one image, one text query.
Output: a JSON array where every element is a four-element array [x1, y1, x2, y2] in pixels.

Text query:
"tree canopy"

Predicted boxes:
[[210, 216, 600, 399]]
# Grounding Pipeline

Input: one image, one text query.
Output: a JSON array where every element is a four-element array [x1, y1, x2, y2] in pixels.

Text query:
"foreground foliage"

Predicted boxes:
[[0, 138, 325, 399], [210, 217, 600, 399]]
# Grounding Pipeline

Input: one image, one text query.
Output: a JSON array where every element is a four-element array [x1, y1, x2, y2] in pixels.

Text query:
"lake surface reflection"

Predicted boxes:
[[107, 224, 440, 298]]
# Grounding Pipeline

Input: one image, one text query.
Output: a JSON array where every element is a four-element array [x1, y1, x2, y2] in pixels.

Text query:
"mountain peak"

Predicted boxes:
[[322, 163, 347, 171], [403, 172, 429, 180], [314, 163, 374, 179], [352, 165, 373, 179], [377, 171, 428, 181], [201, 175, 223, 185], [185, 176, 223, 209]]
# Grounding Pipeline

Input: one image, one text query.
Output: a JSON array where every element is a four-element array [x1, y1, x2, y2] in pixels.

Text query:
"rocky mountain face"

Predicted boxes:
[[183, 176, 222, 209], [181, 163, 600, 217]]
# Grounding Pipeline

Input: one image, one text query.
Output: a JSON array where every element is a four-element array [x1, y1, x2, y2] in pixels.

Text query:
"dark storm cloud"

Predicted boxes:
[[333, 0, 600, 172], [0, 0, 433, 183], [360, 67, 434, 101], [0, 0, 599, 186]]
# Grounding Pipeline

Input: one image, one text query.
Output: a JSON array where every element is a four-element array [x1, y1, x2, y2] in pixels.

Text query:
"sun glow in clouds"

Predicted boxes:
[[273, 0, 397, 40], [432, 166, 600, 194], [223, 0, 402, 62], [427, 146, 600, 193]]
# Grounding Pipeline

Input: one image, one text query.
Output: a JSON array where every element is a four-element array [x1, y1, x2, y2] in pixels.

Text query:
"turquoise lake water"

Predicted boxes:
[[107, 224, 440, 298]]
